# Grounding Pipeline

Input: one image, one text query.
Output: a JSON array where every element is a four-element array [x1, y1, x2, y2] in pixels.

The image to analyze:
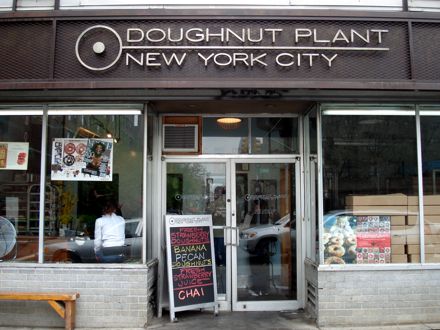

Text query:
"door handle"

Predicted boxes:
[[223, 227, 229, 246], [230, 227, 240, 247]]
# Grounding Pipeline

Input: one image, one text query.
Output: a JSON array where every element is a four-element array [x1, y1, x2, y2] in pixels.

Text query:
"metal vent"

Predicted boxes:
[[163, 124, 198, 152], [306, 281, 318, 316]]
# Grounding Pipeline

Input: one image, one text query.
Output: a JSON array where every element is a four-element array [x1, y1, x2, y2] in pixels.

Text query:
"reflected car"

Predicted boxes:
[[45, 218, 143, 263], [239, 215, 295, 256]]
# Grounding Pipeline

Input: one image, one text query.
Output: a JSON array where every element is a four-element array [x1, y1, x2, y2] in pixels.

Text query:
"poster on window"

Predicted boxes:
[[51, 138, 113, 181], [355, 216, 391, 264], [323, 214, 391, 265], [323, 214, 357, 265], [0, 142, 29, 170]]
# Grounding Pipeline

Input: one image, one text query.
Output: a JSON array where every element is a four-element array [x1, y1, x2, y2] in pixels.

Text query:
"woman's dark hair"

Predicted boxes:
[[102, 199, 118, 215]]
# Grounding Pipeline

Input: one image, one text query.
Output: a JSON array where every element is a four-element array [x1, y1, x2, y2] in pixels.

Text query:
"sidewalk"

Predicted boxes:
[[147, 310, 440, 330], [1, 311, 439, 330]]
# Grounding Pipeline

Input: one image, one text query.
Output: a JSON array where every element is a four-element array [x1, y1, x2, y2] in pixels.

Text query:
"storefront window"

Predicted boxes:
[[202, 117, 297, 154], [44, 108, 144, 263], [0, 110, 42, 262], [251, 117, 297, 154], [420, 109, 440, 263], [321, 106, 419, 265], [202, 117, 249, 154]]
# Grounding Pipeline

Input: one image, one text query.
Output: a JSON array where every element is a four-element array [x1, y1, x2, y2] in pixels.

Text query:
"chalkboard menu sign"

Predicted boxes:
[[165, 215, 218, 322]]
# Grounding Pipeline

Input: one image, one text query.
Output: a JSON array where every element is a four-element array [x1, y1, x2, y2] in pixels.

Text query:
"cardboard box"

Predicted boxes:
[[391, 225, 405, 232], [407, 235, 420, 245], [345, 194, 407, 206], [408, 195, 440, 206], [406, 244, 420, 254], [405, 224, 419, 236], [391, 236, 406, 245], [408, 254, 420, 263], [426, 254, 440, 263], [425, 235, 440, 244], [410, 205, 440, 215], [391, 245, 405, 255], [423, 195, 440, 206], [424, 224, 440, 235], [408, 196, 418, 206], [390, 216, 406, 226], [426, 244, 440, 254], [349, 205, 408, 214], [425, 216, 440, 224], [407, 215, 419, 226], [391, 254, 408, 263]]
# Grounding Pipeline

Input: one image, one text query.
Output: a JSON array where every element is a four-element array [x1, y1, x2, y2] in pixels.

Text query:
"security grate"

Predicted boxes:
[[412, 22, 440, 80], [0, 21, 52, 80]]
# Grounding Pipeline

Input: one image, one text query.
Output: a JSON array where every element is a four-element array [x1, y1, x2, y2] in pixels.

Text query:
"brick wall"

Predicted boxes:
[[317, 268, 440, 327], [0, 260, 158, 328]]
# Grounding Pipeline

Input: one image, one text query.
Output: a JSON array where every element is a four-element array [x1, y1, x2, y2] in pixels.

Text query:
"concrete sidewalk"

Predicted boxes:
[[1, 311, 439, 330], [147, 310, 440, 330]]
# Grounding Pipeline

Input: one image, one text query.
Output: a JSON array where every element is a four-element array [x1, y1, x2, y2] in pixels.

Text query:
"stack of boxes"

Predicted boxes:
[[407, 195, 440, 263], [346, 194, 408, 263]]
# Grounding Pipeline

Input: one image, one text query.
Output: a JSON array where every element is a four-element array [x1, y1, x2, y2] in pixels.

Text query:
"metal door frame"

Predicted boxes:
[[230, 156, 303, 311], [162, 157, 233, 311], [162, 155, 304, 312]]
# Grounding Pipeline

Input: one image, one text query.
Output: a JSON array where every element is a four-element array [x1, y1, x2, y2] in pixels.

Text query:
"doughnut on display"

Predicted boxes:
[[329, 236, 343, 246], [345, 235, 356, 246], [327, 244, 345, 257], [348, 245, 357, 256], [325, 256, 345, 265]]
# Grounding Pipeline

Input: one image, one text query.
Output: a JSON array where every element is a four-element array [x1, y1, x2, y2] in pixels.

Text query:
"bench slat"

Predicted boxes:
[[0, 292, 79, 301], [0, 292, 79, 330]]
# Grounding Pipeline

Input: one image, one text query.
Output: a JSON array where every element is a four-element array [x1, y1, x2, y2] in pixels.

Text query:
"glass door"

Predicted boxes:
[[165, 159, 232, 310], [164, 158, 300, 311], [232, 160, 300, 311]]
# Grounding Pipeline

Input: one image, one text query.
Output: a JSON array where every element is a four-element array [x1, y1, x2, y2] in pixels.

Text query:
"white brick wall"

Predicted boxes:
[[0, 260, 158, 328], [317, 268, 440, 327]]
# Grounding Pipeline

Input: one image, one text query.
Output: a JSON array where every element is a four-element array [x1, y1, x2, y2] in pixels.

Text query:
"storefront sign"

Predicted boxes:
[[51, 138, 113, 181], [0, 142, 29, 171], [4, 15, 440, 90], [165, 214, 218, 322], [76, 25, 389, 71]]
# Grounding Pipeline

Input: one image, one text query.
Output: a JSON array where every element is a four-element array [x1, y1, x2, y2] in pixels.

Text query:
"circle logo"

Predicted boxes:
[[75, 25, 123, 71]]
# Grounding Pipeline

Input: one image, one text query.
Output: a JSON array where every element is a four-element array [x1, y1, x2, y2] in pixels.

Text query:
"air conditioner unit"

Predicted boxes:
[[162, 124, 198, 152]]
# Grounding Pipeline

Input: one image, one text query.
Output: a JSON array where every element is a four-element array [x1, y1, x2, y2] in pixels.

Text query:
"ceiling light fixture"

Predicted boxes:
[[216, 117, 242, 130]]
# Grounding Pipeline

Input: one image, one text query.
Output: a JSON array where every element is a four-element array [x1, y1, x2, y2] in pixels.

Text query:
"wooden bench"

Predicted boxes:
[[0, 292, 80, 330]]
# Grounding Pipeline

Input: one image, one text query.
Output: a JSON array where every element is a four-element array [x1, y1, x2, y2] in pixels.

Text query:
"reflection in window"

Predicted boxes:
[[202, 117, 298, 154], [166, 162, 227, 294], [420, 113, 440, 263], [322, 110, 418, 264], [44, 113, 144, 263], [0, 114, 42, 262], [251, 117, 297, 154], [202, 117, 248, 154]]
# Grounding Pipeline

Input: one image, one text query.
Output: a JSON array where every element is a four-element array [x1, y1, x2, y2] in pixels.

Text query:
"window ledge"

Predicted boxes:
[[318, 263, 440, 272], [0, 258, 158, 270]]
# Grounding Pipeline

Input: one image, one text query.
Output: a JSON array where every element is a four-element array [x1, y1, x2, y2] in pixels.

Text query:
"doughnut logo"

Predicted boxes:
[[75, 25, 123, 71]]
